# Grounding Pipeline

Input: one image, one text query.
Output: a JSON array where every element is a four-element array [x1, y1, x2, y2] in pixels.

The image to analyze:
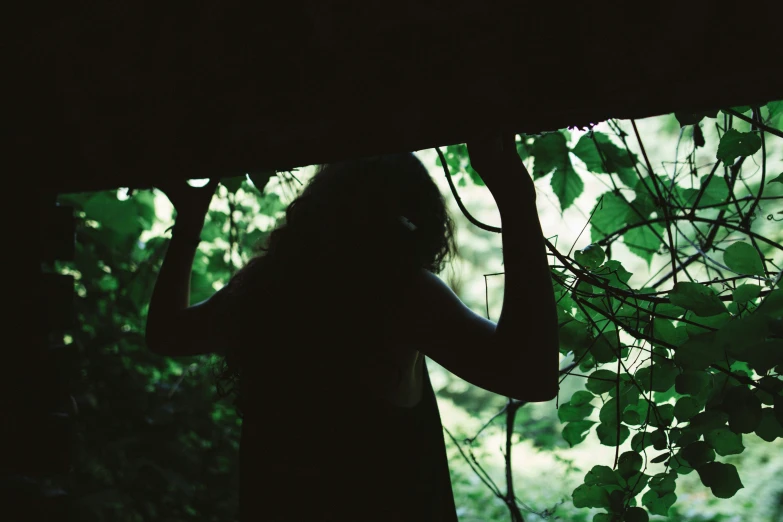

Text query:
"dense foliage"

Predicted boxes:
[[54, 103, 782, 521], [437, 103, 783, 521]]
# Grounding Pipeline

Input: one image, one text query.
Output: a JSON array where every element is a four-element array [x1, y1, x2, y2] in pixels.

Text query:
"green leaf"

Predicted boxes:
[[690, 410, 729, 434], [704, 427, 744, 456], [649, 319, 688, 347], [570, 390, 596, 406], [685, 312, 731, 341], [597, 422, 630, 446], [635, 360, 678, 392], [575, 244, 606, 270], [741, 339, 783, 376], [674, 334, 724, 371], [754, 376, 783, 405], [649, 404, 675, 428], [590, 192, 629, 243], [465, 163, 485, 186], [572, 132, 636, 174], [755, 408, 783, 441], [591, 334, 619, 364], [696, 462, 744, 499], [572, 483, 611, 509], [599, 398, 621, 425], [531, 132, 564, 179], [674, 109, 719, 126], [723, 386, 762, 433], [617, 451, 643, 479], [592, 260, 633, 289], [586, 370, 618, 394], [584, 465, 621, 487], [531, 129, 582, 211], [624, 222, 663, 265], [563, 421, 595, 447], [678, 175, 730, 207], [681, 441, 715, 467], [716, 129, 761, 165], [642, 490, 676, 517], [723, 242, 765, 276], [733, 284, 761, 304], [625, 507, 649, 522], [654, 303, 686, 319], [559, 321, 592, 356], [675, 370, 712, 395], [221, 176, 245, 193], [550, 161, 584, 211], [674, 396, 702, 422], [766, 172, 783, 185], [668, 282, 727, 317], [559, 400, 595, 422], [649, 472, 677, 493], [650, 452, 669, 464]]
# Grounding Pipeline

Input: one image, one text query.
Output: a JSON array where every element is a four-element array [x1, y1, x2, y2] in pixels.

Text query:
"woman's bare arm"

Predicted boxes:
[[145, 181, 225, 356], [389, 135, 559, 401]]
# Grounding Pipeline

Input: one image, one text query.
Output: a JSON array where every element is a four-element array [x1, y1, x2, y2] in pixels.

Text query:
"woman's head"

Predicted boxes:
[[255, 151, 455, 277]]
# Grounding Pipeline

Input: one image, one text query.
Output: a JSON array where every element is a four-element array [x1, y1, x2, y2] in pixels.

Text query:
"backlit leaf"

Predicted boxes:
[[668, 282, 727, 317], [723, 242, 765, 276], [696, 462, 744, 499], [716, 129, 761, 165]]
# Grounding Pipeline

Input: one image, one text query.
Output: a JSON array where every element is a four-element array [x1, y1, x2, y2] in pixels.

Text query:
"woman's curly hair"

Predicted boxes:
[[212, 152, 455, 416]]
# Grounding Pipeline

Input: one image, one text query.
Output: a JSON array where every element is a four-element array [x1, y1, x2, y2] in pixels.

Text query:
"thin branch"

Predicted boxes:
[[723, 108, 783, 140]]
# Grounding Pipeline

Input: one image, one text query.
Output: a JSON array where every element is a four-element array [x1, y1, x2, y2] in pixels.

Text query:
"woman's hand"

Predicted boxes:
[[155, 178, 220, 230], [466, 131, 534, 202]]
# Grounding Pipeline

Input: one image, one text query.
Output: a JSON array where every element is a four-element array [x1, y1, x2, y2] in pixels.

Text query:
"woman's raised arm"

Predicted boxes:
[[388, 133, 559, 401]]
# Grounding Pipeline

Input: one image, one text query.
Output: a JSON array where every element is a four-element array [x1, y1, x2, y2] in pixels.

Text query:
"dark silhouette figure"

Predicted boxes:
[[146, 133, 559, 521]]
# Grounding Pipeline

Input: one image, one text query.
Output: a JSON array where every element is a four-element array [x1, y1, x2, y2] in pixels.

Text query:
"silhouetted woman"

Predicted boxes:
[[146, 133, 559, 521]]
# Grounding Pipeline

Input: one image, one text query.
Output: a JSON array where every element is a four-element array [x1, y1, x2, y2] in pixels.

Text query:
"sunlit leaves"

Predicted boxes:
[[572, 483, 611, 509], [642, 488, 676, 517], [617, 451, 642, 479], [696, 462, 744, 498], [674, 335, 724, 371], [586, 370, 618, 394], [592, 260, 633, 289], [635, 360, 678, 393], [590, 192, 628, 243], [531, 131, 584, 210], [675, 370, 712, 396], [755, 409, 783, 441], [681, 441, 715, 468], [733, 284, 761, 304], [571, 132, 638, 187], [597, 422, 630, 446], [673, 396, 701, 422], [722, 386, 762, 433], [575, 244, 605, 270], [562, 421, 595, 447], [559, 392, 595, 422], [668, 282, 727, 317], [723, 242, 765, 276], [716, 129, 761, 165], [674, 108, 718, 127], [704, 427, 744, 456], [677, 175, 730, 208]]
